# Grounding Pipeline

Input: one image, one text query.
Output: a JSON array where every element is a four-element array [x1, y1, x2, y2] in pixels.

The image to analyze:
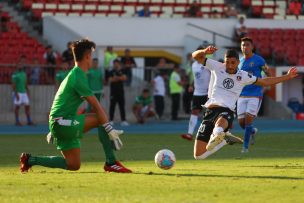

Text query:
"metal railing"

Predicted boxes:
[[187, 22, 235, 46], [0, 63, 174, 85]]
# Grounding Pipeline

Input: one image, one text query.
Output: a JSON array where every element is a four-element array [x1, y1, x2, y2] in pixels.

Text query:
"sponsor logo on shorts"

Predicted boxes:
[[73, 120, 80, 126]]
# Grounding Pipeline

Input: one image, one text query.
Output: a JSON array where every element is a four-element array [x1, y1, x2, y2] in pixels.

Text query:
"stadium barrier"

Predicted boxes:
[[0, 64, 187, 124]]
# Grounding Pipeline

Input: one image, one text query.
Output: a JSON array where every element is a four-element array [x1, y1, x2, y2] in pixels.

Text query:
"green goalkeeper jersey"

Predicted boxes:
[[12, 70, 27, 93], [50, 66, 93, 118], [87, 67, 103, 93]]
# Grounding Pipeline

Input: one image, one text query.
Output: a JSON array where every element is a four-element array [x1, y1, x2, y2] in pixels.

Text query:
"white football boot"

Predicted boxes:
[[206, 131, 226, 151]]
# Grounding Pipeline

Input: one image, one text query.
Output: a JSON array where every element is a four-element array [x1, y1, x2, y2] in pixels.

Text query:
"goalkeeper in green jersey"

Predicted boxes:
[[20, 39, 131, 173]]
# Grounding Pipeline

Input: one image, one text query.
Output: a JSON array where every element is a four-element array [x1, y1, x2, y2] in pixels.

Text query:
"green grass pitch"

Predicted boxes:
[[0, 133, 303, 203]]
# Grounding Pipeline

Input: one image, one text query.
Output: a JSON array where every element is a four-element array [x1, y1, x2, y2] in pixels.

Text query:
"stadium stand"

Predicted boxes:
[[1, 0, 303, 84], [246, 28, 304, 65], [18, 0, 228, 19], [0, 7, 55, 84], [14, 0, 302, 20]]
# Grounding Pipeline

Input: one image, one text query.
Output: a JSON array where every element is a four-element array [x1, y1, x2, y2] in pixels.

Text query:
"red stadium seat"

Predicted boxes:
[[298, 58, 304, 65], [272, 46, 285, 64], [257, 45, 272, 59], [21, 0, 33, 11], [252, 6, 263, 17], [242, 0, 251, 9]]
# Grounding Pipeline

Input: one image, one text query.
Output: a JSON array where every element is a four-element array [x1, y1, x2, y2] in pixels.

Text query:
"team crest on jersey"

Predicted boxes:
[[223, 78, 234, 89], [250, 62, 254, 67], [195, 72, 201, 79], [237, 76, 242, 81]]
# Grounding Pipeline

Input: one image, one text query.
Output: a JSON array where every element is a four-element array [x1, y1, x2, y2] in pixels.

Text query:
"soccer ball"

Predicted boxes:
[[154, 149, 176, 170]]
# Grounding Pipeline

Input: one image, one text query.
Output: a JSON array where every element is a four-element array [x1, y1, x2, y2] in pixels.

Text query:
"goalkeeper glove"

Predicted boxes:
[[103, 123, 124, 151]]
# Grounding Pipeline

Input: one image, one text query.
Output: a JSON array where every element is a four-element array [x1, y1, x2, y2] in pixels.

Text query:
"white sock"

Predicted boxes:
[[212, 126, 224, 137], [187, 114, 198, 135], [194, 140, 227, 160]]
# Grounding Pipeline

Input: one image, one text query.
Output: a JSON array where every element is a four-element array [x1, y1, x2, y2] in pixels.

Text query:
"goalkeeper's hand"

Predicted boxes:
[[46, 132, 54, 144], [103, 123, 124, 151], [108, 129, 124, 151]]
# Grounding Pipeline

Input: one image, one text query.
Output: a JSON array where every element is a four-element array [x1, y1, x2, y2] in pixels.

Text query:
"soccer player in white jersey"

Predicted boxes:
[[192, 46, 298, 159], [181, 46, 211, 141]]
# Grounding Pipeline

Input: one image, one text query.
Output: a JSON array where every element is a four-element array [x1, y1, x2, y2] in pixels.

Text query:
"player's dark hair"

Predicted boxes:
[[196, 45, 205, 51], [159, 71, 167, 76], [143, 88, 149, 93], [93, 58, 98, 62], [71, 39, 96, 62], [113, 59, 120, 64], [173, 64, 180, 69], [225, 49, 239, 60], [241, 37, 253, 44]]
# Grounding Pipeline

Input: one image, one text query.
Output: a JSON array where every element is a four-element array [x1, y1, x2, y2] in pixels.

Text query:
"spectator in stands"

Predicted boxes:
[[104, 46, 117, 83], [181, 68, 193, 114], [186, 0, 200, 17], [43, 45, 57, 84], [224, 4, 238, 18], [30, 58, 41, 85], [62, 42, 74, 66], [137, 4, 151, 17], [151, 71, 166, 119], [156, 57, 174, 76], [86, 58, 103, 113], [0, 9, 8, 32], [210, 10, 221, 19], [55, 60, 69, 89], [133, 89, 157, 124], [288, 0, 302, 16], [183, 53, 194, 85], [18, 54, 28, 69], [12, 61, 34, 126], [109, 59, 129, 126], [169, 64, 184, 120], [235, 16, 248, 42], [155, 57, 174, 98], [0, 9, 2, 33], [120, 48, 137, 86], [183, 53, 194, 114]]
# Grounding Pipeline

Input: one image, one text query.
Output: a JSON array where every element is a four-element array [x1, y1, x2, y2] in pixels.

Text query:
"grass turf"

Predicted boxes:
[[0, 133, 303, 203]]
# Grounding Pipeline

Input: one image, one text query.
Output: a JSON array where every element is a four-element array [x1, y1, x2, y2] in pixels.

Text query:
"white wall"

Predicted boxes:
[[43, 16, 238, 54], [43, 16, 304, 60], [276, 66, 304, 105]]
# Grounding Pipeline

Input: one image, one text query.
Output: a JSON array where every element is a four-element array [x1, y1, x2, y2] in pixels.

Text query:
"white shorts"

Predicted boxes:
[[140, 106, 149, 117], [237, 97, 262, 119], [13, 93, 30, 106]]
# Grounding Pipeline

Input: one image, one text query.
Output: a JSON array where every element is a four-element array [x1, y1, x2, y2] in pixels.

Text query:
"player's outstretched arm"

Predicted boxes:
[[255, 67, 298, 86], [192, 46, 218, 64]]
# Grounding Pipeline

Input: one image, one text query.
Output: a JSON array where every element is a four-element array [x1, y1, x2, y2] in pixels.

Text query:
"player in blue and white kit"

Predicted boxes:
[[237, 37, 271, 153]]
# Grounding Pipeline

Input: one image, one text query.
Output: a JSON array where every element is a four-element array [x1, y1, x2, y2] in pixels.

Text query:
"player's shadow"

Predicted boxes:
[[134, 172, 304, 180]]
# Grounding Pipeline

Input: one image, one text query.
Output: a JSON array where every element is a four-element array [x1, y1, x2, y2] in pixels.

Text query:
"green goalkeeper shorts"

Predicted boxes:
[[49, 114, 85, 151]]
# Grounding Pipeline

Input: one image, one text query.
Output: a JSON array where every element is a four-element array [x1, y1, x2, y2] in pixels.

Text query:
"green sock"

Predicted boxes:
[[28, 156, 67, 169], [98, 126, 116, 165]]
